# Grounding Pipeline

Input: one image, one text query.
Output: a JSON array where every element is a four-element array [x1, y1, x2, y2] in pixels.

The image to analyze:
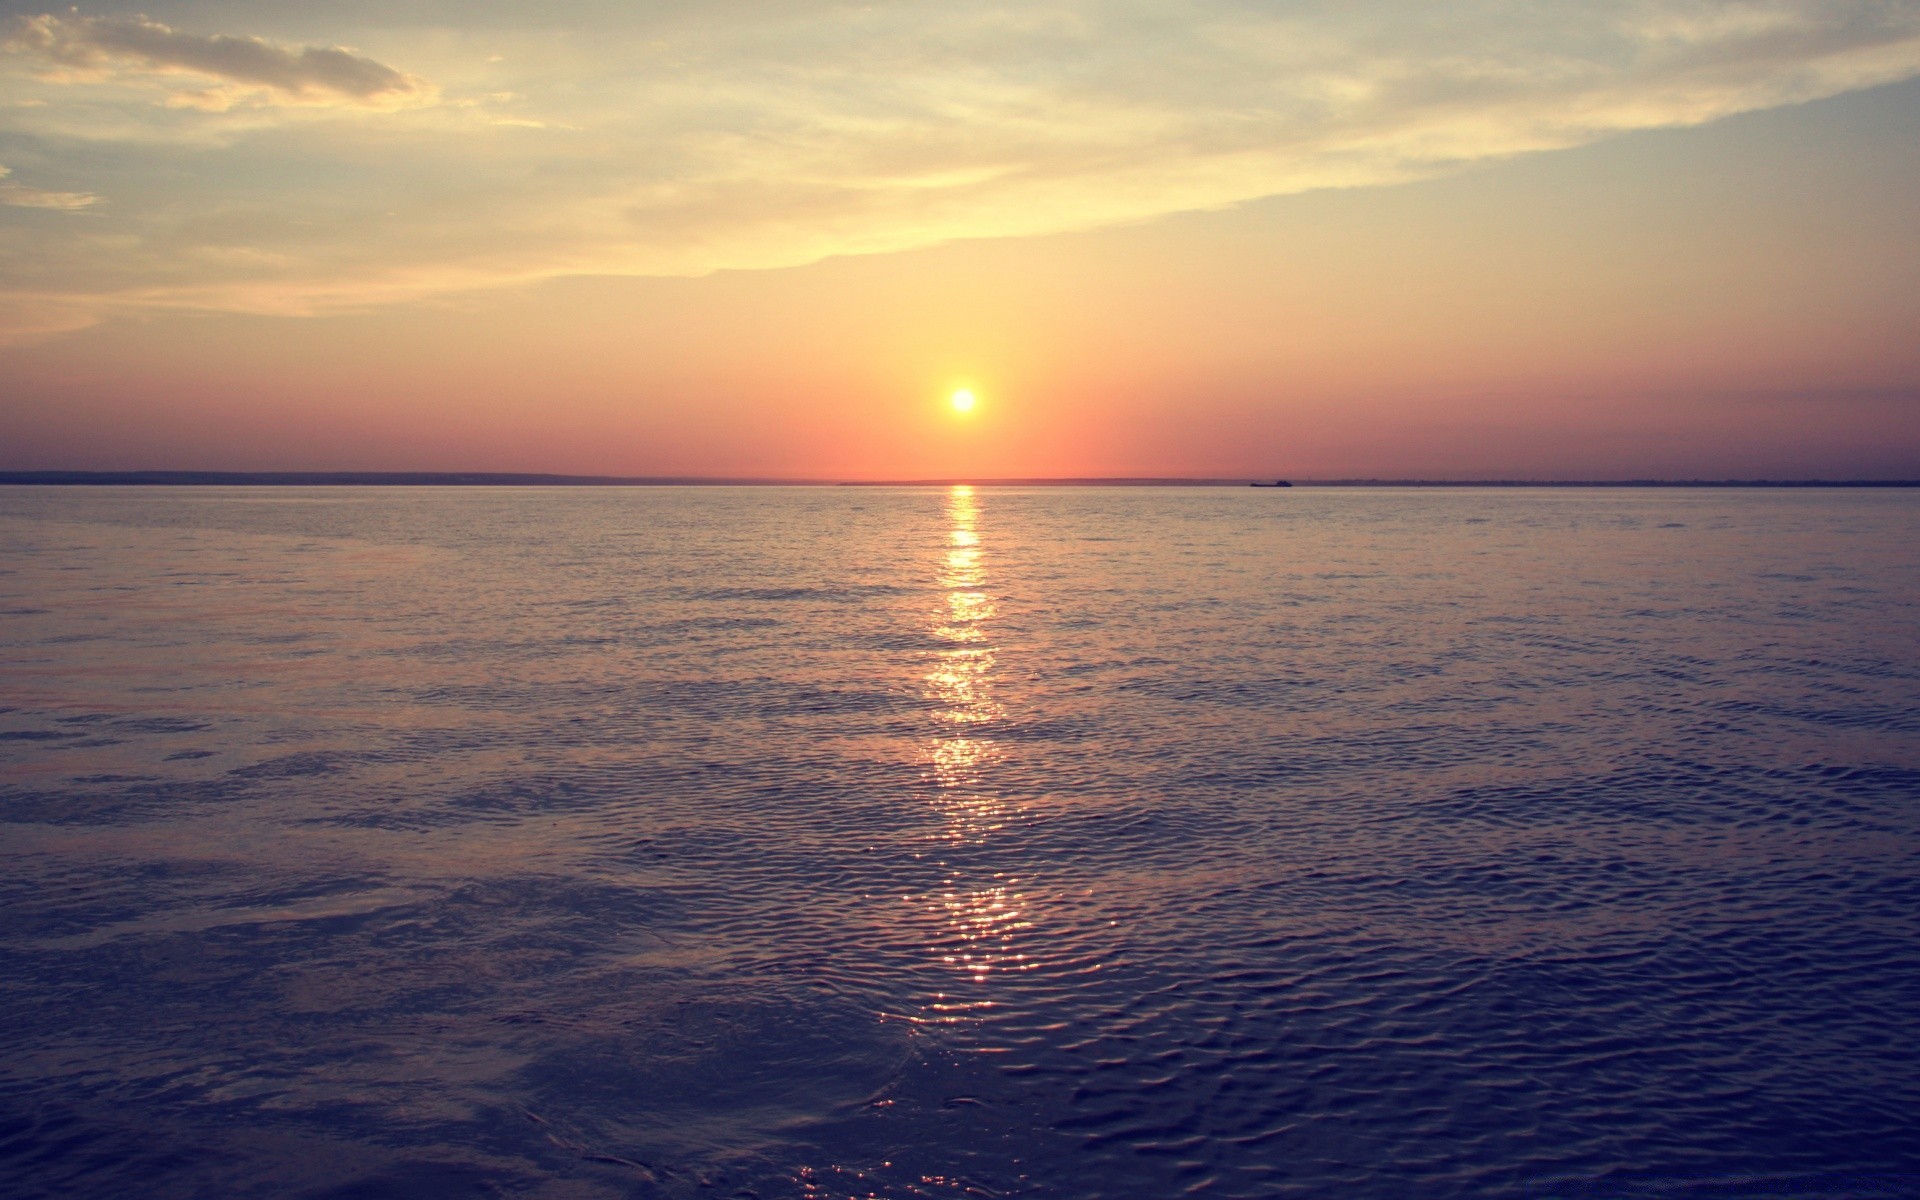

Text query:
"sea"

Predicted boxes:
[[1, 485, 1916, 1200]]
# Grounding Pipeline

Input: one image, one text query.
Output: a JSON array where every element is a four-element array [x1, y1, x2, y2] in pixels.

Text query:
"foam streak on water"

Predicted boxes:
[[1, 485, 1917, 1199]]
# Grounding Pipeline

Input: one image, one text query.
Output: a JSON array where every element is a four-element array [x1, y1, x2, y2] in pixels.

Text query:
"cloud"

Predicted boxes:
[[0, 164, 97, 208], [2, 12, 435, 110], [0, 293, 99, 345], [1, 0, 1919, 338]]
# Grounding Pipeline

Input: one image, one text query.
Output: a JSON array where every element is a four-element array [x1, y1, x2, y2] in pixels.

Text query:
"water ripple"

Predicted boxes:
[[0, 485, 1915, 1198]]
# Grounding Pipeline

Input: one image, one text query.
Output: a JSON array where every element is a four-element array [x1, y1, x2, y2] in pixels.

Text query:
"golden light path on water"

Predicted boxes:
[[921, 485, 1036, 1024]]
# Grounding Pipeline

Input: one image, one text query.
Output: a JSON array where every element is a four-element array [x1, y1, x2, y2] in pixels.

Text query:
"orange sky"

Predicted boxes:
[[2, 3, 1918, 478]]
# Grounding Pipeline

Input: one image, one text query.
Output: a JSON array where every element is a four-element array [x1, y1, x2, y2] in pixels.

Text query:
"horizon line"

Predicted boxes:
[[2, 470, 1918, 488]]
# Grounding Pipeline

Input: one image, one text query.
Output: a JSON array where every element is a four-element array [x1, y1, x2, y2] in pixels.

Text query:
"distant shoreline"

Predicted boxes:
[[0, 471, 1915, 488]]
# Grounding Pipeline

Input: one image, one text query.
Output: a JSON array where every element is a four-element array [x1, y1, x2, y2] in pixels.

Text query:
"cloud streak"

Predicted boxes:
[[0, 164, 97, 209], [3, 12, 436, 110], [1, 1, 1919, 335]]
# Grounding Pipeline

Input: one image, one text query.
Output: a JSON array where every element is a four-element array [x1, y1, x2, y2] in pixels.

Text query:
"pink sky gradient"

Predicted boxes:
[[2, 4, 1917, 479]]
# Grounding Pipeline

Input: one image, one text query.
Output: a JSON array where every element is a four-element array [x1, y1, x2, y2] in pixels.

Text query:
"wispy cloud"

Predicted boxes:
[[1, 1, 1918, 337], [0, 164, 97, 209], [0, 292, 100, 346], [3, 12, 436, 110]]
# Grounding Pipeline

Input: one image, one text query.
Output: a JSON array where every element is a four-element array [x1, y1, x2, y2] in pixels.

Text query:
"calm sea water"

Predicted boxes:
[[1, 485, 1917, 1200]]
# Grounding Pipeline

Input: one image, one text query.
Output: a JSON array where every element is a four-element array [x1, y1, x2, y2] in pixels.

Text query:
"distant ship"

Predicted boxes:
[[1249, 480, 1293, 487]]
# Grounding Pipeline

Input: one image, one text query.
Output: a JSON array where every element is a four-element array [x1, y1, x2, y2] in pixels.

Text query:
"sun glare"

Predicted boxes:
[[949, 388, 977, 414]]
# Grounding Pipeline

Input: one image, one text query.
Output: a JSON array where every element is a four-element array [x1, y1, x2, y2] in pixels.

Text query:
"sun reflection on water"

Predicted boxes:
[[920, 485, 1035, 1016]]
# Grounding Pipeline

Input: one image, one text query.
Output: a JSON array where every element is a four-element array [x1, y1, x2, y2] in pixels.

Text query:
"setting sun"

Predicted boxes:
[[949, 388, 977, 414]]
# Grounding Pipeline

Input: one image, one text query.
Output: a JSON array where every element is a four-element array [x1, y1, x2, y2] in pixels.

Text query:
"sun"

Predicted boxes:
[[949, 388, 977, 414]]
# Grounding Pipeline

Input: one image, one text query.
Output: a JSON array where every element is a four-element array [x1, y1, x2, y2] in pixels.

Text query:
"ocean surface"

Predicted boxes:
[[1, 485, 1917, 1200]]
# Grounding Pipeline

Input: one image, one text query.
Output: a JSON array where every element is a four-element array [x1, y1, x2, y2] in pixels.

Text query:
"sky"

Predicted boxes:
[[1, 0, 1918, 479]]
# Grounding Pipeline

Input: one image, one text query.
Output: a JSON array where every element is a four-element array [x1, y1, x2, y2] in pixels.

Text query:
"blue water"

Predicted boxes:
[[1, 485, 1917, 1199]]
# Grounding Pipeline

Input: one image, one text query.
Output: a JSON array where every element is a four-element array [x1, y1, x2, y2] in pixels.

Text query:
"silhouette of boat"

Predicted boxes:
[[1249, 480, 1293, 487]]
